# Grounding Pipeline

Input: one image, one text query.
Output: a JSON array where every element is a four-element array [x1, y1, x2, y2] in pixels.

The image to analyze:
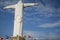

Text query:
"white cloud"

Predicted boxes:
[[0, 1, 15, 13], [38, 21, 60, 28], [23, 30, 60, 39], [36, 3, 55, 13], [23, 31, 40, 38], [55, 30, 60, 32], [0, 1, 17, 6], [23, 30, 47, 39], [34, 2, 60, 18]]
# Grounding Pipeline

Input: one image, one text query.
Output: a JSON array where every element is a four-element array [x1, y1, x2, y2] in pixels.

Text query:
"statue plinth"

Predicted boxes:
[[10, 36, 25, 40]]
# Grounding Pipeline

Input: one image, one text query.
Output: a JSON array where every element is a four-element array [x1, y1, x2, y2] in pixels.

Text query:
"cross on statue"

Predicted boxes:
[[4, 0, 38, 37]]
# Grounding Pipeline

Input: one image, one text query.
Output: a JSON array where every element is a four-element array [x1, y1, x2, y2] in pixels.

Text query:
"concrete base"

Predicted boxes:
[[10, 36, 25, 40]]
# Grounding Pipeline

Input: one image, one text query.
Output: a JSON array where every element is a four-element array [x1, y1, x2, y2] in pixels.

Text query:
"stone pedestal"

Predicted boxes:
[[10, 36, 25, 40]]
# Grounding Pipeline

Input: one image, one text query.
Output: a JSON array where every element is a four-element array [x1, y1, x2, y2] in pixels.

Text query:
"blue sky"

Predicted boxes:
[[0, 0, 60, 39]]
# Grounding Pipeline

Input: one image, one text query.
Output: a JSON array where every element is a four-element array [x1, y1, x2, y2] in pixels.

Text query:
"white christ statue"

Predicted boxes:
[[4, 0, 38, 37]]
